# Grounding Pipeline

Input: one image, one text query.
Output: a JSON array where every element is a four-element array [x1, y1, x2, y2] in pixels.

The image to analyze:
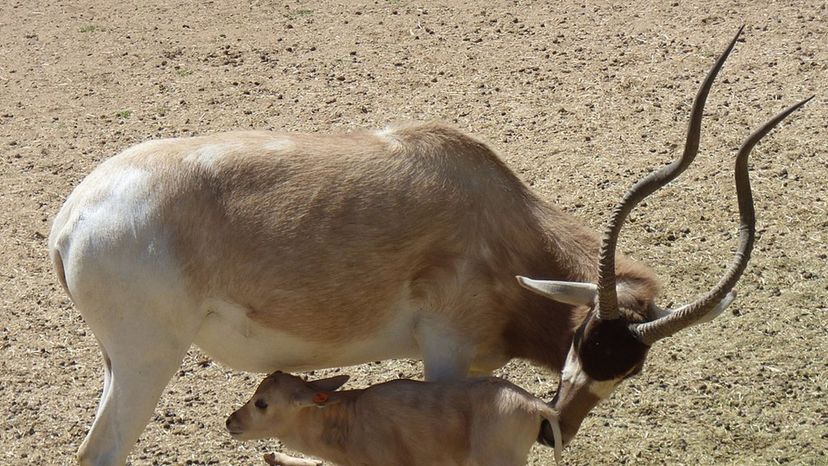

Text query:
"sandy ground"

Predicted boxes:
[[1, 0, 826, 464]]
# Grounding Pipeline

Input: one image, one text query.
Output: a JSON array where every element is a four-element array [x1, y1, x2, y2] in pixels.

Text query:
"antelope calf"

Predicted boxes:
[[226, 372, 562, 466]]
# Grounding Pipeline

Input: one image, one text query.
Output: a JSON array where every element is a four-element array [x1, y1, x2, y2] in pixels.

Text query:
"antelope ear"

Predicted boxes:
[[516, 276, 597, 306], [292, 375, 350, 408], [292, 390, 340, 408], [307, 374, 350, 393], [648, 291, 737, 325], [648, 302, 672, 320], [695, 291, 736, 324]]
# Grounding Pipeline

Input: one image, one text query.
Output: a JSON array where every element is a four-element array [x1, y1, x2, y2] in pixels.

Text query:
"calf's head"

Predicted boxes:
[[518, 26, 811, 448], [226, 371, 350, 440]]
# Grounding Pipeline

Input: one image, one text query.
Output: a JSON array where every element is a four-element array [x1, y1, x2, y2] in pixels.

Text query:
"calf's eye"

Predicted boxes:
[[254, 399, 268, 410]]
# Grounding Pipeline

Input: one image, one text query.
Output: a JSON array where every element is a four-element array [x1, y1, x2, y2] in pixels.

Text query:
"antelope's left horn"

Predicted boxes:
[[594, 26, 745, 321]]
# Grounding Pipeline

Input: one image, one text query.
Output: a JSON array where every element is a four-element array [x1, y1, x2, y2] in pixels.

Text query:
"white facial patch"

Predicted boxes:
[[561, 345, 620, 399]]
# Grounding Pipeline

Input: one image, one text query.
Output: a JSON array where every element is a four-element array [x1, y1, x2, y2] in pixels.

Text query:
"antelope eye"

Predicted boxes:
[[254, 399, 268, 410]]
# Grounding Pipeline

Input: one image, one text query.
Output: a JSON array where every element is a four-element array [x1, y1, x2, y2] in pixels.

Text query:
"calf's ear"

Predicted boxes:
[[292, 374, 351, 408], [307, 374, 350, 392], [292, 389, 347, 408]]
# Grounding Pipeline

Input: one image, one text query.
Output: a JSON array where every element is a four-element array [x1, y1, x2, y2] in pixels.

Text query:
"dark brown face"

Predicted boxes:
[[547, 313, 650, 447], [575, 315, 650, 381]]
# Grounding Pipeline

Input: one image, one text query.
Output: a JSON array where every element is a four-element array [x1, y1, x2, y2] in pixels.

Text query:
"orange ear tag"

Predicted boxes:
[[312, 392, 329, 404]]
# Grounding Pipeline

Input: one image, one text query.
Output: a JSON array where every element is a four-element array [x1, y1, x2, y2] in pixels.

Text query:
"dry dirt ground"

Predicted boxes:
[[1, 0, 826, 465]]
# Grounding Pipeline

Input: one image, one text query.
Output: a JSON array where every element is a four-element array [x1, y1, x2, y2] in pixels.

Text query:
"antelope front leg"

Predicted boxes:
[[264, 451, 323, 466]]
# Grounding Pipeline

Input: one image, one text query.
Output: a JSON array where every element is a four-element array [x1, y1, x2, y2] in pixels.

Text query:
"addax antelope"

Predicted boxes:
[[49, 26, 810, 465]]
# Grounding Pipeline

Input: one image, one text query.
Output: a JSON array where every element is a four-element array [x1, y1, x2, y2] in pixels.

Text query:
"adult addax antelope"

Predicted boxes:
[[49, 26, 810, 465]]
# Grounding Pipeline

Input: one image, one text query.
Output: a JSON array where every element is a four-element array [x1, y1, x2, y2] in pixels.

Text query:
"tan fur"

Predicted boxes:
[[65, 122, 655, 360], [227, 372, 559, 466]]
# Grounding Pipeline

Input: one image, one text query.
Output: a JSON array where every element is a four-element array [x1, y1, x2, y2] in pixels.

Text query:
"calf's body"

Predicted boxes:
[[227, 373, 561, 466]]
